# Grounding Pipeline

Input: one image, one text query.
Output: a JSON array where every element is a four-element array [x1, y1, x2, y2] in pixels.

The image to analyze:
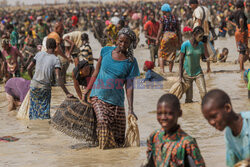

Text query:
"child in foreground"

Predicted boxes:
[[146, 94, 205, 167], [201, 89, 250, 167]]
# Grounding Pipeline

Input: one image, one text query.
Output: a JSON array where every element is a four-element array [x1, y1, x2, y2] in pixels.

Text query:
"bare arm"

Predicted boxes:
[[17, 49, 25, 67], [144, 30, 157, 41], [84, 56, 102, 98], [221, 54, 228, 62], [72, 71, 82, 99], [179, 52, 185, 79], [177, 21, 182, 44], [55, 68, 73, 97], [56, 43, 70, 61], [156, 22, 163, 43], [27, 61, 35, 79], [63, 36, 75, 56], [125, 79, 137, 119], [228, 20, 237, 27]]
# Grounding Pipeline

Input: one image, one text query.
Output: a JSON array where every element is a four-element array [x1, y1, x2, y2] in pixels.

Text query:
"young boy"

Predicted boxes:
[[202, 89, 250, 167], [244, 69, 250, 98], [146, 94, 205, 167], [217, 48, 229, 62], [80, 33, 98, 67]]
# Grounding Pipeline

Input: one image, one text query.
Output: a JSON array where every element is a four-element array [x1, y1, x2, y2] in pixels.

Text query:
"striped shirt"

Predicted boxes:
[[80, 43, 93, 65]]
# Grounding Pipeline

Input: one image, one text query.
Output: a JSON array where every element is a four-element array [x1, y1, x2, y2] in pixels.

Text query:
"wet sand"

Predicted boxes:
[[0, 32, 250, 167]]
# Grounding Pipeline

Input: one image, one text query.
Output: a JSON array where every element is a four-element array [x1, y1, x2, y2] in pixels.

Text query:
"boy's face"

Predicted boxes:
[[222, 50, 228, 56], [202, 100, 231, 131], [157, 102, 181, 132], [80, 65, 91, 77], [195, 32, 204, 42]]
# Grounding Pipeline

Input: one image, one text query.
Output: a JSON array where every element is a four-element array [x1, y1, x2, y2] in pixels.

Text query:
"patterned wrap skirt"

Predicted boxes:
[[159, 31, 178, 62], [91, 97, 126, 149], [235, 28, 248, 54], [29, 87, 51, 120]]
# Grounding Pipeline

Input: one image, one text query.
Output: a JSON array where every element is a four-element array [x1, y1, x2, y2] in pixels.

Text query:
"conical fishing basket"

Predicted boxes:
[[50, 97, 97, 144]]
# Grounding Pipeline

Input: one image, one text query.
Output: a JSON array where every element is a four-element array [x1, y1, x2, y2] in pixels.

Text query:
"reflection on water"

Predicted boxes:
[[0, 33, 249, 167]]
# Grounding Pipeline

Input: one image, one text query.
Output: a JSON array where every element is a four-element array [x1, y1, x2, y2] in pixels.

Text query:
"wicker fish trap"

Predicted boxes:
[[50, 97, 98, 144]]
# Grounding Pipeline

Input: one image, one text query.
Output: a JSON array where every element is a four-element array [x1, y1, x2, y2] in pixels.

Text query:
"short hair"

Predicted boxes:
[[201, 89, 231, 109], [192, 26, 204, 35], [222, 48, 229, 53], [81, 33, 89, 41], [189, 0, 198, 5], [46, 38, 57, 50], [157, 94, 180, 111]]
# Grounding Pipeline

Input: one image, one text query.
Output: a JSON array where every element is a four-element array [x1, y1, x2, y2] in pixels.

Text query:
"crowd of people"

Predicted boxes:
[[0, 0, 250, 166]]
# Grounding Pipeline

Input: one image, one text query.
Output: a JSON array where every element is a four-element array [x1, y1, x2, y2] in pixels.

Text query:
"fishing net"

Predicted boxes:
[[17, 90, 30, 120], [124, 114, 140, 147], [169, 81, 190, 99], [50, 97, 98, 145]]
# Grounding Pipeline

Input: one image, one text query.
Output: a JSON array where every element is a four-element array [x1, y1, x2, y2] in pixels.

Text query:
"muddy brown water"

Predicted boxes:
[[0, 32, 250, 167]]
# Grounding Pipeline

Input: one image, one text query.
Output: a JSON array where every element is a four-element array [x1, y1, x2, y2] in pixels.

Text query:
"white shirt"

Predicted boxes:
[[193, 6, 211, 36]]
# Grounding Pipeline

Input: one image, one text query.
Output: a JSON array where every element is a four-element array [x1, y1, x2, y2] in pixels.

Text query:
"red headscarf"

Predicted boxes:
[[183, 26, 193, 32], [144, 61, 154, 70]]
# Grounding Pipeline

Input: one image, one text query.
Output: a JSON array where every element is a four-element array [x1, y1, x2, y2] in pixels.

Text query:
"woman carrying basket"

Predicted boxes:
[[84, 28, 140, 149]]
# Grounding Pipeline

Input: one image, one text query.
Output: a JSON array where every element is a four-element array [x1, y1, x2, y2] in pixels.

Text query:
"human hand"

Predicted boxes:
[[128, 110, 138, 120], [66, 93, 74, 98]]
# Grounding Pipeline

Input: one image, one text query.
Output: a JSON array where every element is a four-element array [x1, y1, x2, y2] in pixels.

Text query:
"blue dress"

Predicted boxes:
[[90, 46, 140, 107]]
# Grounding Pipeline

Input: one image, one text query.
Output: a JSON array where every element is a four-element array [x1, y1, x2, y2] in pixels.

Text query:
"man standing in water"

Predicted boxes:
[[190, 0, 212, 73], [47, 22, 72, 84], [144, 11, 160, 66]]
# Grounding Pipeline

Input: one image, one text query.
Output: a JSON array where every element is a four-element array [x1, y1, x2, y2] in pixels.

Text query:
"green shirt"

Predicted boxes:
[[36, 23, 48, 40], [181, 40, 204, 77]]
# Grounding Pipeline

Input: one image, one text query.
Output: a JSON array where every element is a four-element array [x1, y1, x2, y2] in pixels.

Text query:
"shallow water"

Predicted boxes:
[[0, 32, 250, 167]]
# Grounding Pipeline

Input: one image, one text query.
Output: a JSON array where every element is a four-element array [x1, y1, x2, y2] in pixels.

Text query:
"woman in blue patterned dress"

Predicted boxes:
[[156, 4, 182, 74]]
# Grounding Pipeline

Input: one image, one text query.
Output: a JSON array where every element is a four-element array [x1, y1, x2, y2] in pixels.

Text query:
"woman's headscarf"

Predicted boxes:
[[117, 28, 137, 62], [161, 4, 172, 12], [144, 61, 154, 70]]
